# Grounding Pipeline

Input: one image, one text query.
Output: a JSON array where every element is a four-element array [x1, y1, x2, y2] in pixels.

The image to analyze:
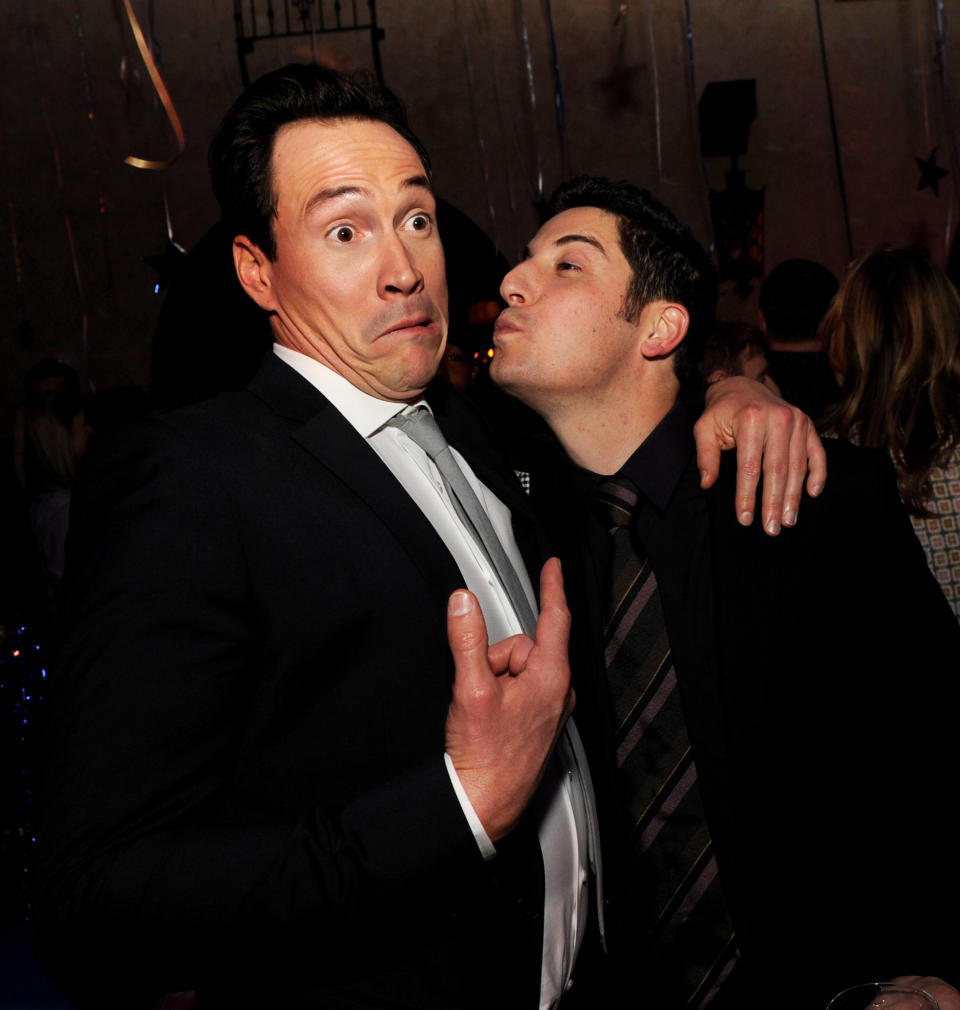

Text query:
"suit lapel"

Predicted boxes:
[[248, 355, 466, 614]]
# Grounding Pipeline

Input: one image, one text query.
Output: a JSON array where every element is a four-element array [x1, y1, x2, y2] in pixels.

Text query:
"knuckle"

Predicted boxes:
[[741, 403, 765, 425], [452, 628, 484, 653]]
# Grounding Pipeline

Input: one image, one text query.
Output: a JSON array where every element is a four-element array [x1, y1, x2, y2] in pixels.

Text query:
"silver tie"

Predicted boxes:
[[387, 406, 538, 635]]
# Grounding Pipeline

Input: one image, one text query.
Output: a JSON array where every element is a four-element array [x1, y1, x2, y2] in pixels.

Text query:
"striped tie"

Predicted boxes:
[[595, 476, 738, 1008]]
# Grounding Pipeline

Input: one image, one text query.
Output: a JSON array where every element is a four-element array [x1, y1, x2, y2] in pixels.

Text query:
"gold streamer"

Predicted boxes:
[[121, 0, 185, 170]]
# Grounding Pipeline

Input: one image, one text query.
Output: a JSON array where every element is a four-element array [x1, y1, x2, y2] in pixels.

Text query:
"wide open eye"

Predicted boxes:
[[331, 225, 355, 243], [406, 213, 432, 233]]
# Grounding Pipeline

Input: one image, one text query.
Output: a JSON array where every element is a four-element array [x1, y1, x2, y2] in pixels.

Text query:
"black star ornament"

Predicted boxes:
[[915, 148, 949, 196]]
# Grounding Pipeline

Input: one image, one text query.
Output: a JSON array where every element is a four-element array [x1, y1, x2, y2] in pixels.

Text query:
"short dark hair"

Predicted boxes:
[[209, 63, 431, 260], [758, 258, 838, 343], [543, 175, 717, 388]]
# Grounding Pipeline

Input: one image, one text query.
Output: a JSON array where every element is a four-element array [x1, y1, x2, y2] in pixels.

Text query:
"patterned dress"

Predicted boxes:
[[909, 446, 960, 621]]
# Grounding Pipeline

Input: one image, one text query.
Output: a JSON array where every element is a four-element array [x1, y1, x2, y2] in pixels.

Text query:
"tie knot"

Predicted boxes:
[[387, 405, 449, 460], [594, 476, 638, 529]]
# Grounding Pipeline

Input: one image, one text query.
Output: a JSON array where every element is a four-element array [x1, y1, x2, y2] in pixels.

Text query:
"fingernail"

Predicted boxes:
[[783, 509, 797, 527], [739, 511, 752, 526], [765, 518, 781, 535], [449, 590, 473, 616], [810, 483, 823, 497]]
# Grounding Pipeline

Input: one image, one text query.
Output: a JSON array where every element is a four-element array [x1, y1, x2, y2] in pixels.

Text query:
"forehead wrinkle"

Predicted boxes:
[[302, 174, 432, 220], [303, 184, 367, 217]]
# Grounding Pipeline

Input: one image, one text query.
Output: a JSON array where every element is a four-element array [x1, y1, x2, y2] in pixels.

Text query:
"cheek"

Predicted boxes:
[[423, 248, 449, 302]]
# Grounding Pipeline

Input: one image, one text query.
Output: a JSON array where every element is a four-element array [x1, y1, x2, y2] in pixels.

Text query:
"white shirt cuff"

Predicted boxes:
[[444, 752, 497, 861]]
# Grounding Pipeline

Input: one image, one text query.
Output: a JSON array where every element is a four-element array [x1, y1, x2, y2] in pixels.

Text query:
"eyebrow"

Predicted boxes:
[[304, 174, 433, 217], [522, 232, 608, 260], [555, 233, 608, 255]]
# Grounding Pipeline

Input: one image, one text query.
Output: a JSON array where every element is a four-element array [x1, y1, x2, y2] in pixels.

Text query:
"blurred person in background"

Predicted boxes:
[[821, 245, 960, 620], [759, 258, 841, 421], [699, 319, 780, 393], [21, 389, 89, 600]]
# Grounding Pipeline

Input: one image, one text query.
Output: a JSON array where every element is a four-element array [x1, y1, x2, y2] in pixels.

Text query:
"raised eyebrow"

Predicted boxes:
[[303, 184, 366, 217], [304, 175, 434, 218], [400, 174, 433, 195]]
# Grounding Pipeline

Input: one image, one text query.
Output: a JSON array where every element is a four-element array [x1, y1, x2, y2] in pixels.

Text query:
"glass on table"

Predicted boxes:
[[827, 983, 940, 1010]]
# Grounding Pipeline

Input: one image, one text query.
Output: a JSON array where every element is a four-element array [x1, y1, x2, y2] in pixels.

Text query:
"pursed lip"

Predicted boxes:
[[492, 312, 521, 343], [379, 314, 438, 339]]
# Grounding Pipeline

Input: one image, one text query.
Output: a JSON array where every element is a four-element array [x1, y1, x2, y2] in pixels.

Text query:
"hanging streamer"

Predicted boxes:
[[516, 0, 544, 208], [62, 212, 89, 359], [37, 91, 87, 320], [814, 0, 854, 262], [455, 0, 500, 250], [543, 0, 568, 178], [7, 201, 22, 297], [681, 0, 719, 258], [683, 0, 711, 194], [641, 0, 663, 182], [121, 0, 185, 170], [930, 0, 959, 256], [483, 3, 521, 259]]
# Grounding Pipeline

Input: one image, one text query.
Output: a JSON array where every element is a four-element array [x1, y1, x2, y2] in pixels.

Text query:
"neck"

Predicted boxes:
[[538, 377, 678, 475]]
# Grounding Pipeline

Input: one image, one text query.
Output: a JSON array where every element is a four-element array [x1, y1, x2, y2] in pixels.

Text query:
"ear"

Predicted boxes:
[[706, 368, 730, 385], [640, 302, 689, 361], [234, 236, 277, 312]]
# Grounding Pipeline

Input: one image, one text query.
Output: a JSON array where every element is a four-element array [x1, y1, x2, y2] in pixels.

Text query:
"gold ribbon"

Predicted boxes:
[[121, 0, 185, 170]]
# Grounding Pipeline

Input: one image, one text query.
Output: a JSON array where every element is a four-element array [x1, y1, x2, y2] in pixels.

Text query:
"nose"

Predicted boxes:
[[380, 233, 424, 298], [500, 261, 530, 305]]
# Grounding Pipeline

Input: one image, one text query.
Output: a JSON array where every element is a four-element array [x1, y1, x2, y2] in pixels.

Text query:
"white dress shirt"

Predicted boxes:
[[273, 345, 599, 1008]]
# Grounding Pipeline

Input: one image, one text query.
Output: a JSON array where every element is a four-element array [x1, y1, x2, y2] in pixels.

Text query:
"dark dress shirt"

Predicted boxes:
[[532, 399, 960, 1009]]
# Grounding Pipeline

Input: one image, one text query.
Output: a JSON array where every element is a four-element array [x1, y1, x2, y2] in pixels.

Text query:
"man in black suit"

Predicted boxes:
[[34, 70, 821, 1009], [490, 176, 960, 1009]]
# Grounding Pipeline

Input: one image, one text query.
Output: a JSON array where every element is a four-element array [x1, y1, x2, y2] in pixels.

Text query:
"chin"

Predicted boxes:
[[391, 351, 445, 398], [489, 357, 518, 392]]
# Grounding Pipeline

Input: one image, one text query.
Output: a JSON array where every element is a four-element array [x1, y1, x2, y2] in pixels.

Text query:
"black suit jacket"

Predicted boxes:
[[536, 427, 960, 1009], [35, 354, 559, 1009]]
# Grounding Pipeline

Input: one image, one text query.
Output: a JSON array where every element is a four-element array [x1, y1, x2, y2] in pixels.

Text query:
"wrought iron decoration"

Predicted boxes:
[[233, 0, 385, 86]]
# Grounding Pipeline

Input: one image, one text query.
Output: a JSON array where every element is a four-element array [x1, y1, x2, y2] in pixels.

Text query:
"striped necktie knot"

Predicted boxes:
[[594, 475, 639, 531]]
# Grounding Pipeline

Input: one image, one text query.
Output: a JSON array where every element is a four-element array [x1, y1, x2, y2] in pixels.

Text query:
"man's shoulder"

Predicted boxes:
[[709, 436, 896, 529]]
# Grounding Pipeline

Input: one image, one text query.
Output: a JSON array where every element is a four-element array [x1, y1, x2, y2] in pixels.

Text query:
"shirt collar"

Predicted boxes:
[[566, 398, 697, 515], [618, 399, 697, 513], [273, 344, 425, 438]]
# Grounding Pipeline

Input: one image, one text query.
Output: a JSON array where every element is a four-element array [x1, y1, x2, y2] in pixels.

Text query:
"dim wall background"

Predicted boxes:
[[1, 0, 958, 434]]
